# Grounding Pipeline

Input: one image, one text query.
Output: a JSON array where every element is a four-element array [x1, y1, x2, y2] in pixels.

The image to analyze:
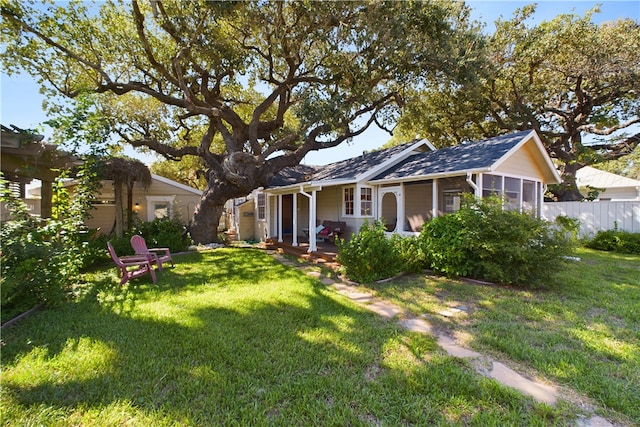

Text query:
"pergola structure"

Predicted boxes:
[[1, 124, 79, 218]]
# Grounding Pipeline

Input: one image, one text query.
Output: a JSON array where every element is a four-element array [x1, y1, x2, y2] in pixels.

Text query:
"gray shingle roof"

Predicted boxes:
[[267, 143, 414, 188], [268, 164, 321, 187], [267, 131, 531, 188], [371, 131, 530, 182], [308, 142, 413, 182]]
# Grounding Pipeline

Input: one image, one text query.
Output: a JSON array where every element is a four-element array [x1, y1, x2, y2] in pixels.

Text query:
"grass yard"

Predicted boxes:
[[3, 248, 570, 426], [356, 248, 640, 425]]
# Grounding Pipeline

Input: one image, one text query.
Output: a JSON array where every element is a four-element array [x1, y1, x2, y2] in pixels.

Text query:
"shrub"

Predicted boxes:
[[1, 174, 96, 322], [135, 217, 190, 253], [419, 197, 575, 287], [337, 220, 401, 283], [586, 228, 640, 254], [391, 234, 427, 274]]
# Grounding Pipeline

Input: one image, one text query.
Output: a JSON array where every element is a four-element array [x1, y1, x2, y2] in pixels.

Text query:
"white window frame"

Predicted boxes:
[[145, 195, 175, 221], [256, 192, 266, 221], [343, 186, 355, 216], [480, 173, 543, 214], [443, 189, 462, 214], [359, 186, 373, 217]]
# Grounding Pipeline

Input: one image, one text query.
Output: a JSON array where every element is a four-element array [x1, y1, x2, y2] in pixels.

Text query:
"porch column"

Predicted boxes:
[[298, 186, 317, 253], [432, 178, 439, 218], [309, 190, 317, 253], [265, 195, 271, 239], [277, 194, 283, 242], [292, 193, 298, 246], [40, 180, 53, 219]]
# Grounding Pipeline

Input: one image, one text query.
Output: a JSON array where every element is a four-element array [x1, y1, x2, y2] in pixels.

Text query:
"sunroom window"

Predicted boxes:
[[482, 173, 502, 198], [481, 174, 541, 214]]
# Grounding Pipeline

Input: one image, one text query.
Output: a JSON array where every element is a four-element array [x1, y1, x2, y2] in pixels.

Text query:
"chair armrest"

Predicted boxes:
[[148, 248, 171, 253], [119, 255, 154, 266]]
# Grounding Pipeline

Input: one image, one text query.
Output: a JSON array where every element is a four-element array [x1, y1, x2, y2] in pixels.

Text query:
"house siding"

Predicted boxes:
[[83, 179, 201, 233], [237, 201, 256, 241], [494, 142, 544, 179]]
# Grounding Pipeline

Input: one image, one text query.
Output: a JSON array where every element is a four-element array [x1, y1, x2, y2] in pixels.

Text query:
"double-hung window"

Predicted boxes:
[[343, 187, 355, 215], [257, 193, 266, 220], [360, 187, 372, 216]]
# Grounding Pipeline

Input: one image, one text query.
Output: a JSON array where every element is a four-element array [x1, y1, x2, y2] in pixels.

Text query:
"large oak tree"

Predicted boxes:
[[1, 0, 480, 242], [392, 6, 640, 200]]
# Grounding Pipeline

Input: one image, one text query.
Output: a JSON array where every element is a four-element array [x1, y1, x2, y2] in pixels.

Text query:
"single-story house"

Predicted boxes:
[[576, 166, 640, 201], [27, 174, 202, 233], [231, 130, 562, 252]]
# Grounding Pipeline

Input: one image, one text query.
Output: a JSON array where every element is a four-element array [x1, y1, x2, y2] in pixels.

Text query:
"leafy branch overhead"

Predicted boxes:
[[392, 5, 640, 200], [1, 0, 479, 242]]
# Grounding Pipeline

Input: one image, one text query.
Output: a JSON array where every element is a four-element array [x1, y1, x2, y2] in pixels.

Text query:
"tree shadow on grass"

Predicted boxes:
[[1, 248, 560, 425], [363, 251, 640, 423]]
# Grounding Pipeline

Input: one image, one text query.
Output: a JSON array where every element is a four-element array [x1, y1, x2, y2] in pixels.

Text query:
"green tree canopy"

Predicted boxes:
[[392, 6, 640, 200], [1, 0, 481, 242]]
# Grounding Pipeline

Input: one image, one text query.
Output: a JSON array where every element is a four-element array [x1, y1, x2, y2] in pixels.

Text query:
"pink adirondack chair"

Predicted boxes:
[[130, 235, 174, 271], [107, 242, 157, 285]]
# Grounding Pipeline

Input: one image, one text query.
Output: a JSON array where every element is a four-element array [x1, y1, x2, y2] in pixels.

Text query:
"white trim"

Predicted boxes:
[[378, 186, 402, 233], [343, 186, 355, 216], [150, 174, 203, 195], [358, 185, 374, 217], [145, 195, 176, 221], [368, 167, 492, 186]]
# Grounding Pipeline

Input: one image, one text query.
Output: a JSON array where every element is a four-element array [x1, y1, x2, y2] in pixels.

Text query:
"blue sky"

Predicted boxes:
[[1, 1, 638, 166]]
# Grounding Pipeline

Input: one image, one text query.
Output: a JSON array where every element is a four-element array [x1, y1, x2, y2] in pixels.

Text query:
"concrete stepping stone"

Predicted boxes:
[[364, 300, 404, 318], [399, 318, 434, 335], [436, 335, 481, 358], [575, 416, 614, 427], [331, 284, 376, 303], [487, 361, 557, 405]]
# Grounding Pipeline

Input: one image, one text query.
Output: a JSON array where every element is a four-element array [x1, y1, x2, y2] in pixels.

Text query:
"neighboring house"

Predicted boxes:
[[576, 166, 640, 201], [28, 174, 202, 234], [231, 130, 561, 252]]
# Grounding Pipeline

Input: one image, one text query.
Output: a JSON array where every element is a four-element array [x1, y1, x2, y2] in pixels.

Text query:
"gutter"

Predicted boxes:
[[368, 167, 491, 186], [466, 172, 479, 193]]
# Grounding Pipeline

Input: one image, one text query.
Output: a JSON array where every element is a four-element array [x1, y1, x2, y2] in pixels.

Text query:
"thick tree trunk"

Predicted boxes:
[[190, 196, 225, 244], [114, 182, 125, 238], [190, 180, 247, 244], [551, 163, 584, 201], [126, 181, 134, 231]]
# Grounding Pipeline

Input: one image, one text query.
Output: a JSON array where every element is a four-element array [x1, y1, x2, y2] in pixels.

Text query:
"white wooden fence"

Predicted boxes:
[[542, 201, 640, 238]]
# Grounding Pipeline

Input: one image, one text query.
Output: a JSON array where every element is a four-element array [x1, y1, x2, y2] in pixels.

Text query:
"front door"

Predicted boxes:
[[377, 186, 402, 232], [282, 194, 293, 234]]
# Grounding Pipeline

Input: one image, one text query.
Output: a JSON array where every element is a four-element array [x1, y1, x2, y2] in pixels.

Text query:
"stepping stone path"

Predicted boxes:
[[270, 252, 616, 427]]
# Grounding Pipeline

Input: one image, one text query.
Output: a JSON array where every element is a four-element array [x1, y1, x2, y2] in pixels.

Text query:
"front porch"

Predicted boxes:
[[267, 234, 341, 267]]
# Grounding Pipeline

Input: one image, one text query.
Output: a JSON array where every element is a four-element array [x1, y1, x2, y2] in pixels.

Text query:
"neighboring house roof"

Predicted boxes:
[[150, 174, 203, 195], [267, 130, 560, 190], [576, 166, 640, 189], [27, 173, 202, 197]]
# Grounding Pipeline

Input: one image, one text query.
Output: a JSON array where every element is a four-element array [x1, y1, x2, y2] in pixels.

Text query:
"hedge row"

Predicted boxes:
[[337, 197, 576, 287]]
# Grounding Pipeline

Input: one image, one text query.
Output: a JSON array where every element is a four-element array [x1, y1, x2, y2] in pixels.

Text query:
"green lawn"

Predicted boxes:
[[3, 248, 569, 426], [356, 248, 640, 425]]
